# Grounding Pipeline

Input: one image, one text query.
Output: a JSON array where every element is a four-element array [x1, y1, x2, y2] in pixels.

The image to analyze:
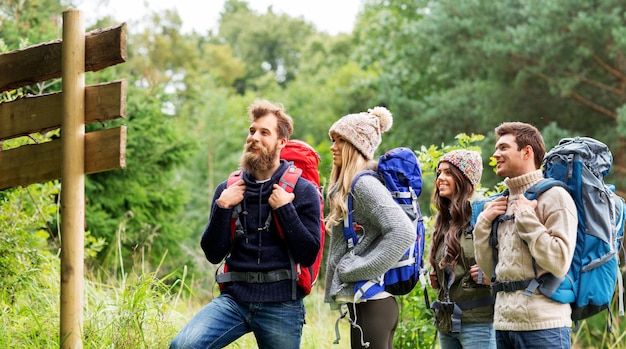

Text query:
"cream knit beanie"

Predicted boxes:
[[328, 106, 393, 160]]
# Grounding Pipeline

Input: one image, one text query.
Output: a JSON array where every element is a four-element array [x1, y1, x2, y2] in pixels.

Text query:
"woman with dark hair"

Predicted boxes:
[[429, 150, 495, 349]]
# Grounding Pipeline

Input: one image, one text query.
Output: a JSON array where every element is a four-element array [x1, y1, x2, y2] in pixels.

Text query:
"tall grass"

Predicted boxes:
[[2, 251, 625, 348]]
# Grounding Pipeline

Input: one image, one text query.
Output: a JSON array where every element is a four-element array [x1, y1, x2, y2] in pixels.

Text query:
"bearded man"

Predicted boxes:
[[170, 99, 321, 349]]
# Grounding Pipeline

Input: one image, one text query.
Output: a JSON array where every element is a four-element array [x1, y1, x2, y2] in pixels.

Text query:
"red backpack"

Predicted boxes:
[[217, 140, 325, 298]]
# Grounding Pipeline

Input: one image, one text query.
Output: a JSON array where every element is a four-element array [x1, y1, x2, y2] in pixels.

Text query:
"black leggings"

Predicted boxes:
[[347, 296, 399, 349]]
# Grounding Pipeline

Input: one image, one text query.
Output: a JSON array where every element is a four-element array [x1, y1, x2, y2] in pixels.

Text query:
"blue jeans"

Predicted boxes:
[[169, 293, 305, 349], [496, 327, 571, 349], [438, 322, 496, 349]]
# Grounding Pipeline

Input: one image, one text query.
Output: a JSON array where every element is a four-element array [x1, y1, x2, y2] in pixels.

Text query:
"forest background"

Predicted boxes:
[[2, 0, 626, 348]]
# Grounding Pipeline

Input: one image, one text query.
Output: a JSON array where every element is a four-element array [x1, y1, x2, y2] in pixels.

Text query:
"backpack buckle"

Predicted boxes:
[[247, 272, 263, 283]]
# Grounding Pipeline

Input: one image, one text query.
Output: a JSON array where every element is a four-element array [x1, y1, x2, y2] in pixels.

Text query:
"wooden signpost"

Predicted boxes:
[[0, 9, 127, 349]]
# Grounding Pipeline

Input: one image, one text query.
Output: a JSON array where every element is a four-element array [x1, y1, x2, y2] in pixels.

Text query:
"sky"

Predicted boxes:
[[76, 0, 362, 35]]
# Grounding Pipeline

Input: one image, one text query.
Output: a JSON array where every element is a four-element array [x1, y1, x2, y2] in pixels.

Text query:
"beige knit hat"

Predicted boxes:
[[328, 106, 393, 160]]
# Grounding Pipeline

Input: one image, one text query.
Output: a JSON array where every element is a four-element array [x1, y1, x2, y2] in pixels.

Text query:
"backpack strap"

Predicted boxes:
[[524, 178, 568, 201], [342, 170, 380, 249], [223, 165, 304, 300], [227, 169, 243, 186], [486, 189, 511, 283], [491, 178, 569, 295], [274, 165, 302, 238], [430, 296, 496, 333], [274, 165, 303, 300], [227, 165, 302, 238], [277, 165, 302, 194], [227, 169, 245, 240]]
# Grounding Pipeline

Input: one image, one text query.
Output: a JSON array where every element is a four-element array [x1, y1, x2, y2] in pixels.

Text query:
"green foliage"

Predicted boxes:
[[353, 0, 626, 187], [571, 300, 626, 349], [395, 287, 438, 349], [0, 253, 59, 348], [0, 183, 57, 300], [0, 0, 64, 48], [84, 84, 197, 272], [82, 269, 181, 348], [217, 0, 316, 90], [0, 252, 183, 348], [4, 0, 626, 347]]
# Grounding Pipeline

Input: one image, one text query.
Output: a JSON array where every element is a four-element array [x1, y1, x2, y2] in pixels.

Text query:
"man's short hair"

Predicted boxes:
[[248, 99, 294, 140]]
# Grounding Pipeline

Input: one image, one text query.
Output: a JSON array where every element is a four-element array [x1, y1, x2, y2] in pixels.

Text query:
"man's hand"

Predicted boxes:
[[216, 180, 245, 208], [269, 184, 295, 209], [481, 196, 508, 222]]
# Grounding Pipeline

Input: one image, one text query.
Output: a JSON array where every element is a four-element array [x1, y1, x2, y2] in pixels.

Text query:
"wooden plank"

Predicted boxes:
[[0, 126, 126, 190], [85, 125, 127, 174], [0, 80, 126, 142], [0, 23, 126, 93]]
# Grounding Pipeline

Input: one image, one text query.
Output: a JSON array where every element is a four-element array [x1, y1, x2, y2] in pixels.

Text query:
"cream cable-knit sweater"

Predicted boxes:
[[474, 170, 577, 331], [324, 174, 416, 309]]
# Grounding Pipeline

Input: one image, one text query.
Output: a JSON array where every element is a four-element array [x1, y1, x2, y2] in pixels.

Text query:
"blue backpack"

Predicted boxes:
[[478, 137, 625, 323], [342, 147, 427, 302]]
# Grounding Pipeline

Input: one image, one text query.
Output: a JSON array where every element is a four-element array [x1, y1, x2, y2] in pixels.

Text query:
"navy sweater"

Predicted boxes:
[[201, 160, 321, 302]]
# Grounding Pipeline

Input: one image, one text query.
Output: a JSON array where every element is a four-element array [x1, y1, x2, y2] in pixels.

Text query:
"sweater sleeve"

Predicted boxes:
[[337, 175, 416, 283], [516, 186, 578, 277], [200, 181, 234, 264]]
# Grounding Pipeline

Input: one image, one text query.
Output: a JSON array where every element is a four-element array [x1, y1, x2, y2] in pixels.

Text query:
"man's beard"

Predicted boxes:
[[240, 141, 280, 177]]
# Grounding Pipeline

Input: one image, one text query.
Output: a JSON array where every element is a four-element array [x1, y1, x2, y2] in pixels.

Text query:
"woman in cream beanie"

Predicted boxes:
[[324, 107, 416, 349]]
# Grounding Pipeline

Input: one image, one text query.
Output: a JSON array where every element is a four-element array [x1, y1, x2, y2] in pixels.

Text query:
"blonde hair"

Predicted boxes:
[[325, 142, 377, 232]]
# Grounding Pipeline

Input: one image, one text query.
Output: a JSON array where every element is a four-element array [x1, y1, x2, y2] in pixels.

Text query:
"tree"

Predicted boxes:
[[217, 0, 316, 92], [0, 0, 64, 47], [84, 83, 196, 271], [430, 0, 625, 183], [354, 0, 626, 188]]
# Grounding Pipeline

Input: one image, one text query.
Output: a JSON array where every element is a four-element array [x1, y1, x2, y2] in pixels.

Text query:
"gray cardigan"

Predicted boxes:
[[324, 174, 416, 308]]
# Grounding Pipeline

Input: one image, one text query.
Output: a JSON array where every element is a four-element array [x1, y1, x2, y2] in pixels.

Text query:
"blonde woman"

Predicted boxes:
[[324, 107, 415, 349]]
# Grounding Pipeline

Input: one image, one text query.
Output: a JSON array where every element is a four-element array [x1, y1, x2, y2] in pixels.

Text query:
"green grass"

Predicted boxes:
[[1, 251, 625, 349]]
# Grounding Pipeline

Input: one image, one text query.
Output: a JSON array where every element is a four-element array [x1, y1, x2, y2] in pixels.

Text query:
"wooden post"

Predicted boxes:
[[60, 9, 85, 349]]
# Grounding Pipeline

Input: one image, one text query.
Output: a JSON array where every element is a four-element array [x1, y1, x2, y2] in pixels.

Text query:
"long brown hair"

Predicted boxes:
[[429, 162, 475, 270]]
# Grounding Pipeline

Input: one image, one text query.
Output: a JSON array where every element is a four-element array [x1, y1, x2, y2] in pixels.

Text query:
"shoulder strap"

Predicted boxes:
[[469, 190, 508, 231], [275, 165, 304, 300], [470, 200, 488, 230], [524, 178, 568, 200], [342, 170, 381, 249], [227, 169, 243, 187], [274, 165, 303, 240], [227, 169, 244, 240], [487, 189, 510, 282], [490, 178, 567, 283], [278, 165, 302, 194], [227, 166, 303, 241]]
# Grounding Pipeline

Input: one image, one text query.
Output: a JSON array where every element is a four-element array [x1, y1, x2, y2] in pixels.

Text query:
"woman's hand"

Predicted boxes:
[[469, 264, 490, 286], [429, 271, 440, 289]]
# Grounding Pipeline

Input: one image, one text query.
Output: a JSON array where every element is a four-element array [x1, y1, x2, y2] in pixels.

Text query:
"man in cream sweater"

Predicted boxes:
[[474, 122, 577, 349]]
